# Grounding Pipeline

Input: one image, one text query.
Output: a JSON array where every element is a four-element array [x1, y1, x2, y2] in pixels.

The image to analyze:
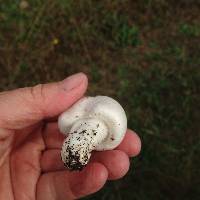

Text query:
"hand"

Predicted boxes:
[[0, 73, 141, 200]]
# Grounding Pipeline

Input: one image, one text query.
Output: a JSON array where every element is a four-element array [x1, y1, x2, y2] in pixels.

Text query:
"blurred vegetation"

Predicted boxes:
[[0, 0, 200, 199]]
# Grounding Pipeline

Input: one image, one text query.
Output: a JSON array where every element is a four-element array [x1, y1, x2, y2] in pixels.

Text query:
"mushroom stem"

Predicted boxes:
[[61, 118, 108, 170]]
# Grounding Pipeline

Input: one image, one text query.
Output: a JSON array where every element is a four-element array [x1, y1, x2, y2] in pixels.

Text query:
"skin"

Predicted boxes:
[[0, 73, 141, 200]]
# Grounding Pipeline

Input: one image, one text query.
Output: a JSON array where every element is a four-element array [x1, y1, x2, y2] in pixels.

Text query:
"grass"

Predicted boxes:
[[0, 0, 200, 199]]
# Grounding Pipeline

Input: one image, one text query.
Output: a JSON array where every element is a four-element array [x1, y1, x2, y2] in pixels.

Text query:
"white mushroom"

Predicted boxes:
[[58, 96, 127, 170]]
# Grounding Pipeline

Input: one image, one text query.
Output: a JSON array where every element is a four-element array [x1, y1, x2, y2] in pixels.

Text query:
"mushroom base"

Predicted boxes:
[[61, 118, 109, 171], [61, 141, 92, 171], [62, 148, 87, 171]]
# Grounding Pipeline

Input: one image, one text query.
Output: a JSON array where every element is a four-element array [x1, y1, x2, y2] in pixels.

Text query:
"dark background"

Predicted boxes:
[[0, 0, 200, 199]]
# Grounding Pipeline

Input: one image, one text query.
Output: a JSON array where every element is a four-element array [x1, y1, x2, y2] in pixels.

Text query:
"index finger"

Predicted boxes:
[[43, 122, 141, 157]]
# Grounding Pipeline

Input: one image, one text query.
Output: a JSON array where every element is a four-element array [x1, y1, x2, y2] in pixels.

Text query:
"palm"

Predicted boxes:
[[1, 123, 44, 200]]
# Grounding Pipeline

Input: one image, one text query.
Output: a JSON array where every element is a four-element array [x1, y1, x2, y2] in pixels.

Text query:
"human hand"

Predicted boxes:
[[0, 73, 141, 200]]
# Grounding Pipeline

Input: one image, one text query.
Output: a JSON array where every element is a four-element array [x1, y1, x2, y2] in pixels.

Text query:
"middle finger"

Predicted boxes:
[[41, 149, 130, 180]]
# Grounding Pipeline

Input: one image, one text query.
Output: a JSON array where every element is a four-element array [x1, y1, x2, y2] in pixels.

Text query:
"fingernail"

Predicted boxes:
[[60, 73, 87, 91]]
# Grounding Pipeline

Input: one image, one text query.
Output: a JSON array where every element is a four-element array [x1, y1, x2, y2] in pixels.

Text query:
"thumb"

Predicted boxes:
[[0, 73, 88, 129]]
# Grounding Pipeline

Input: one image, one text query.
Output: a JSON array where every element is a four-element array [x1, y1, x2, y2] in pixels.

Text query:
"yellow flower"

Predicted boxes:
[[52, 38, 59, 45]]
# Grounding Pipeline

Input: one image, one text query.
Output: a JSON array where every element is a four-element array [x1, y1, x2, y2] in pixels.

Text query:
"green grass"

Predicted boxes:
[[179, 23, 200, 37], [0, 0, 200, 199]]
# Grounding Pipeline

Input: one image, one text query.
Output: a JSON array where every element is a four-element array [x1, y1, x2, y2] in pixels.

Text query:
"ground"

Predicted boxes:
[[0, 0, 200, 199]]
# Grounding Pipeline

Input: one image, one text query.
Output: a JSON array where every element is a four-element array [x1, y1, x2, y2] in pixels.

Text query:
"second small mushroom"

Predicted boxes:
[[58, 96, 127, 170]]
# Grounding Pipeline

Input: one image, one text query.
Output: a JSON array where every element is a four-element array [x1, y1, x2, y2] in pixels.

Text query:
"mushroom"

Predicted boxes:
[[58, 96, 127, 170]]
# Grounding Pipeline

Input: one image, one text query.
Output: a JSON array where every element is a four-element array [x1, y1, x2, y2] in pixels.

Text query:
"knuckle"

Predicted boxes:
[[29, 84, 46, 116], [30, 84, 46, 102]]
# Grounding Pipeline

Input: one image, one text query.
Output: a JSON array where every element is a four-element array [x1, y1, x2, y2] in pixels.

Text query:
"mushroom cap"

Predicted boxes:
[[58, 96, 127, 150]]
